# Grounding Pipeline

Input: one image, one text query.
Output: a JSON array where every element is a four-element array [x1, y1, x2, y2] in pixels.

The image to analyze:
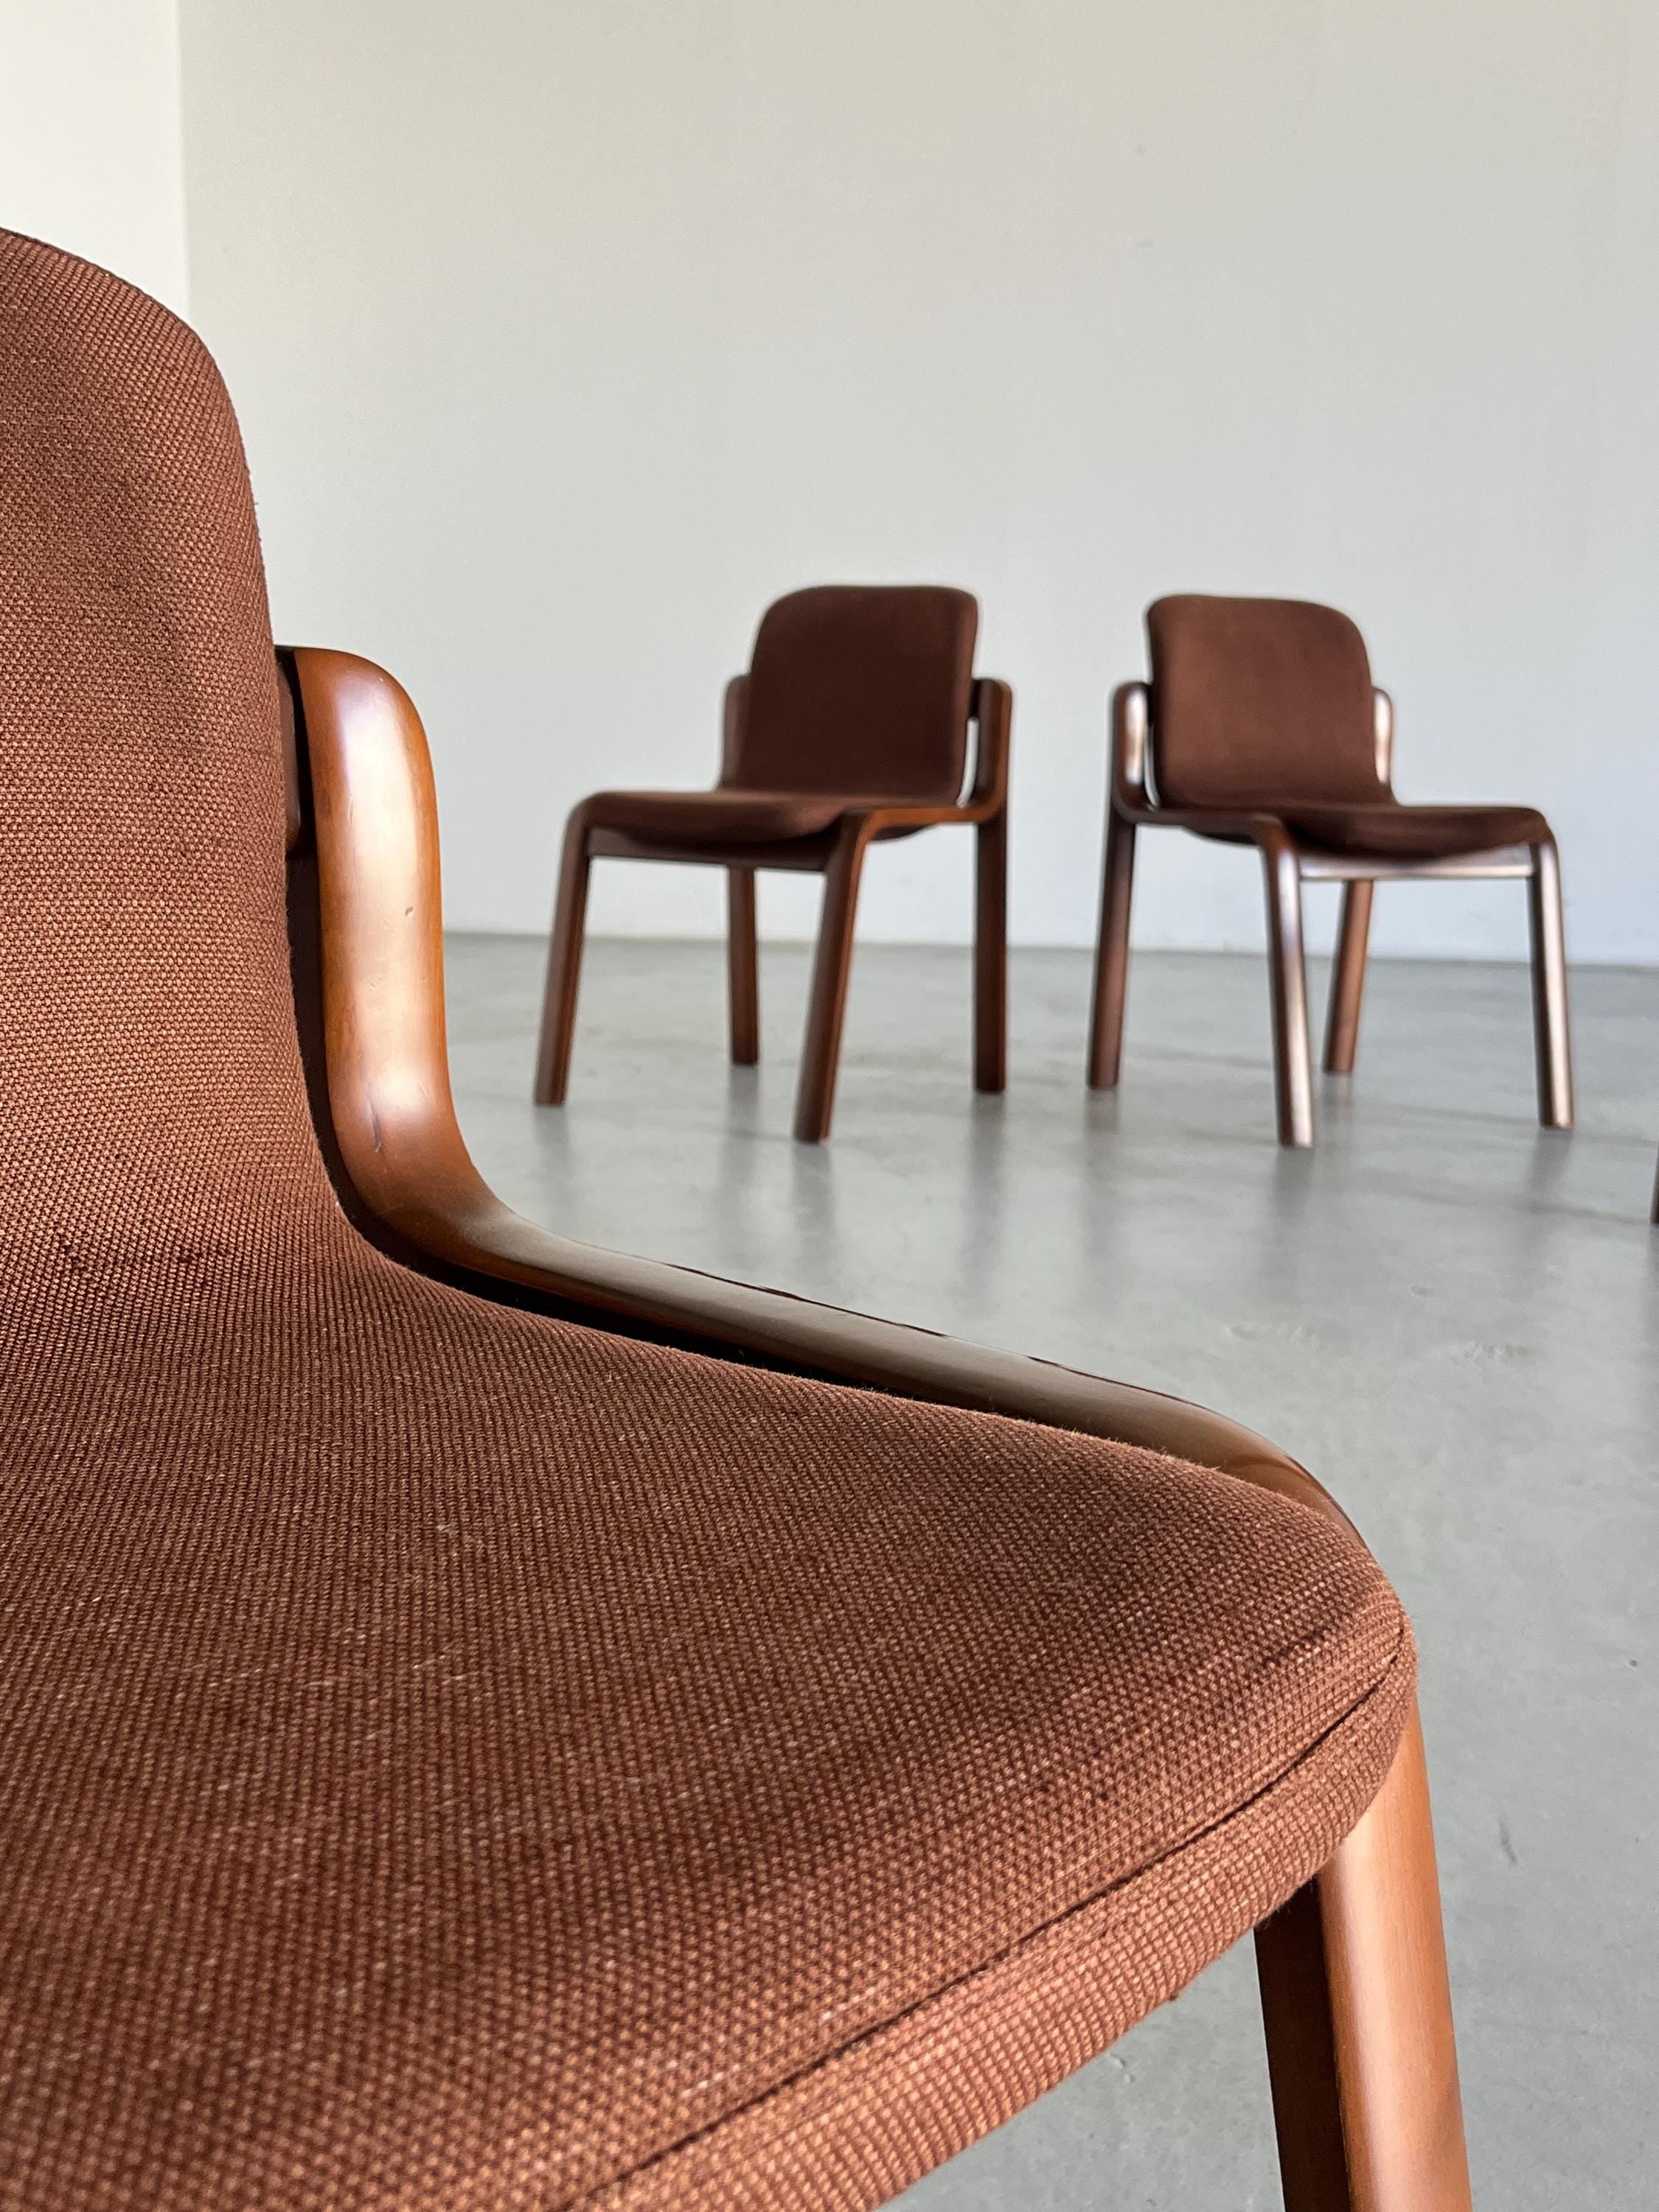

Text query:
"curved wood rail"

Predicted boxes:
[[279, 644, 1471, 2212]]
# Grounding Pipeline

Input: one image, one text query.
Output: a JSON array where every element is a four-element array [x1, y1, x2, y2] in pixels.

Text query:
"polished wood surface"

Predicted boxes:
[[1090, 678, 1575, 1147], [1264, 833, 1316, 1148], [1323, 880, 1374, 1076], [280, 644, 1472, 2211], [532, 667, 1011, 1141], [726, 866, 759, 1065], [1526, 835, 1574, 1129]]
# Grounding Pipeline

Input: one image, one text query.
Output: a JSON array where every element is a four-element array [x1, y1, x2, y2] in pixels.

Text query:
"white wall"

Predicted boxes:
[[0, 0, 188, 313], [178, 0, 1659, 961]]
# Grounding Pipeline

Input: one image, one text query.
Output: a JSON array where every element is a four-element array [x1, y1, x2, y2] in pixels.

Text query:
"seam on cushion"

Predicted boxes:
[[577, 1601, 1411, 2208]]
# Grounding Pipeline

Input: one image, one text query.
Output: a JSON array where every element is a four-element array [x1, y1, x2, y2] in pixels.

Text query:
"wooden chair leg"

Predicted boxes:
[[1323, 880, 1374, 1076], [532, 813, 593, 1105], [1263, 842, 1315, 1147], [1526, 838, 1573, 1130], [793, 825, 869, 1144], [728, 866, 759, 1066], [974, 808, 1007, 1093], [1255, 1707, 1472, 2212], [1086, 812, 1137, 1090]]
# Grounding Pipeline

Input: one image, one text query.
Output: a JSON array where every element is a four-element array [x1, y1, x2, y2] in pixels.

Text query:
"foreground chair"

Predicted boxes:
[[532, 584, 1009, 1140], [1, 234, 1470, 2211], [1088, 594, 1574, 1147]]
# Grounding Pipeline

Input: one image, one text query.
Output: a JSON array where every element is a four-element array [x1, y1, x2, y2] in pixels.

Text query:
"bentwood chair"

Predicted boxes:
[[532, 585, 1009, 1141], [1, 233, 1472, 2211], [1088, 594, 1574, 1147]]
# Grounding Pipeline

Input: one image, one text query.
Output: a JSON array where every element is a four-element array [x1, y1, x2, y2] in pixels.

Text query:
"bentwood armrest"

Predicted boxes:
[[282, 646, 1318, 1514], [282, 641, 1472, 2211]]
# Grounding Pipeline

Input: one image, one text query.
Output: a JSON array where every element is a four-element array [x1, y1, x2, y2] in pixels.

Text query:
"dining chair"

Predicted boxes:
[[1, 232, 1470, 2211], [532, 584, 1009, 1141], [1087, 594, 1574, 1147]]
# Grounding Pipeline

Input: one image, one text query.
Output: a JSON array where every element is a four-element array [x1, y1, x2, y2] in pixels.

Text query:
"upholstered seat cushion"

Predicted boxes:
[[582, 785, 891, 844], [0, 1256, 1413, 2212], [1281, 801, 1548, 859]]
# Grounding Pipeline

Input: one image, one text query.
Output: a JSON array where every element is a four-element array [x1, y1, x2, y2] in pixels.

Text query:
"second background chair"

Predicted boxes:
[[535, 585, 1010, 1141]]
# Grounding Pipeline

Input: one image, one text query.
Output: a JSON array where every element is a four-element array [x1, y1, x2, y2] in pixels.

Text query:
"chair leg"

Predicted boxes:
[[793, 825, 869, 1144], [728, 867, 759, 1066], [1086, 812, 1137, 1090], [974, 808, 1008, 1093], [1323, 880, 1374, 1076], [1526, 838, 1573, 1130], [1255, 1708, 1472, 2212], [1263, 843, 1315, 1147], [532, 813, 593, 1105]]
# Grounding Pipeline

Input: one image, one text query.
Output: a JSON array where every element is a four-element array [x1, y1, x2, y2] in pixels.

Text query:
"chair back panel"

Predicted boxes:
[[1146, 595, 1383, 810], [0, 230, 332, 1283], [731, 585, 977, 802]]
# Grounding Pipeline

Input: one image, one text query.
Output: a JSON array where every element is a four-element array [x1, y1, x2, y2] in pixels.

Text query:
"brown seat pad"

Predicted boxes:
[[1281, 801, 1548, 859], [0, 1253, 1412, 2212], [584, 785, 897, 845]]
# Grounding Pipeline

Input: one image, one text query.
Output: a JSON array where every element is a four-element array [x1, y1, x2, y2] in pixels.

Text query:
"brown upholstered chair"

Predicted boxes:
[[532, 585, 1009, 1141], [1, 233, 1472, 2211], [1088, 594, 1574, 1147]]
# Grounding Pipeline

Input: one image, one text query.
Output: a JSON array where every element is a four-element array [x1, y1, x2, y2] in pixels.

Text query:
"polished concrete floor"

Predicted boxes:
[[446, 934, 1659, 2212]]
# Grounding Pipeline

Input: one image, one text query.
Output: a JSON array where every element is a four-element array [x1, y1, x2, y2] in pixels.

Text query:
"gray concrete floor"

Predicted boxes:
[[446, 934, 1658, 2212]]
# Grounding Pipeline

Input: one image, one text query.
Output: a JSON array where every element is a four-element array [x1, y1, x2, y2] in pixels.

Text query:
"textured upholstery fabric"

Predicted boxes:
[[1, 230, 1414, 2211], [580, 785, 886, 845], [1281, 801, 1549, 859], [731, 585, 977, 803], [1148, 594, 1383, 808]]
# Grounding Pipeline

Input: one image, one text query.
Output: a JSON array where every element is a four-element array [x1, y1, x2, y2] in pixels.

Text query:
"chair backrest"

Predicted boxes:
[[728, 585, 978, 803], [1145, 594, 1385, 810], [0, 229, 333, 1292]]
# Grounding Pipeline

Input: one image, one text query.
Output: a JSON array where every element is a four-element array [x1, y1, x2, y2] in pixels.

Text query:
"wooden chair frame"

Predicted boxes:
[[279, 644, 1472, 2211], [1088, 681, 1574, 1148], [532, 672, 1012, 1142]]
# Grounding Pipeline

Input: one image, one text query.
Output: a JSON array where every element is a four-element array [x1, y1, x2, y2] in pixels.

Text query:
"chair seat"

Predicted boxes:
[[1281, 801, 1549, 858], [0, 1242, 1412, 2211], [585, 785, 907, 846]]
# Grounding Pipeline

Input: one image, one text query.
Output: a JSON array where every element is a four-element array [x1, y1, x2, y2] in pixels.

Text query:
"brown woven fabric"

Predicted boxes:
[[732, 585, 977, 803], [1148, 593, 1383, 808], [1281, 800, 1549, 859], [1, 231, 1413, 2211], [579, 785, 888, 845]]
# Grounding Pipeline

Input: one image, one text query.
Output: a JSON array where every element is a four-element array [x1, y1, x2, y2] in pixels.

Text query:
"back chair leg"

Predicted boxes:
[[1255, 1708, 1472, 2212], [1526, 838, 1573, 1130], [1324, 880, 1374, 1076], [794, 824, 869, 1143], [533, 813, 594, 1105], [727, 866, 759, 1066], [1087, 812, 1138, 1090], [1263, 843, 1315, 1147], [974, 808, 1008, 1093]]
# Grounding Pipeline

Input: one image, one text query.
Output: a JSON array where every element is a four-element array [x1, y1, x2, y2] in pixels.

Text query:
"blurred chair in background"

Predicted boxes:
[[1088, 594, 1573, 1147], [534, 585, 1009, 1141]]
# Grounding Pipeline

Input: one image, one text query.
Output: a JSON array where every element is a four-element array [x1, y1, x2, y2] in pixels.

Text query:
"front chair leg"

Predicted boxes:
[[1255, 1708, 1472, 2212], [533, 810, 593, 1105], [974, 808, 1008, 1093], [1324, 880, 1374, 1076], [727, 866, 759, 1066], [1526, 838, 1573, 1130], [793, 823, 869, 1143], [1263, 841, 1315, 1147], [1087, 810, 1138, 1090]]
